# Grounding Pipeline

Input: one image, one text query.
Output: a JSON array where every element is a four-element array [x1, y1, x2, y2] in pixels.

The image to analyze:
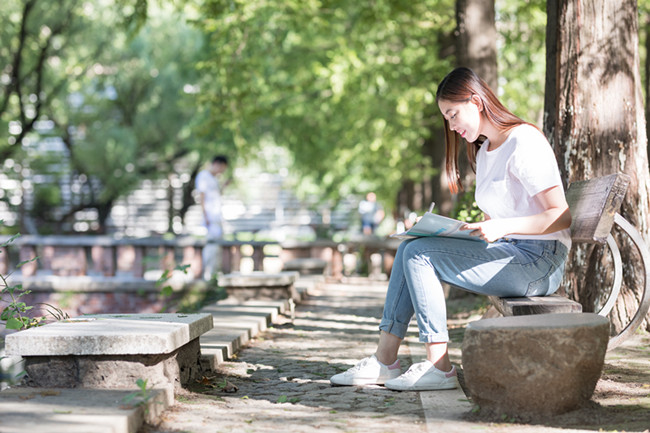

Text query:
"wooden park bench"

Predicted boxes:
[[488, 173, 650, 350]]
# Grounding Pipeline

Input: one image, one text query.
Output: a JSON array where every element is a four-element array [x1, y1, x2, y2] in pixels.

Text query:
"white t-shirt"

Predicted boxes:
[[195, 169, 222, 222], [475, 124, 572, 248]]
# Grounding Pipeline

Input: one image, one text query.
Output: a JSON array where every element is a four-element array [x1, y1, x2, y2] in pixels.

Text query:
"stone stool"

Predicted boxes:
[[462, 313, 609, 417]]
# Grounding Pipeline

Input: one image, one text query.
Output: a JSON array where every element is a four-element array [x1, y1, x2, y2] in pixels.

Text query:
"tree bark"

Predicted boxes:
[[454, 0, 497, 192], [545, 0, 650, 332], [455, 0, 498, 89], [645, 13, 650, 156]]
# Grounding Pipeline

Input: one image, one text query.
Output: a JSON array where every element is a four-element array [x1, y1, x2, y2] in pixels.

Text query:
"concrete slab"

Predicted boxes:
[[5, 313, 213, 356], [282, 258, 328, 275], [8, 275, 159, 292], [420, 389, 474, 433], [218, 298, 292, 315], [202, 306, 273, 328], [219, 271, 299, 287], [0, 386, 169, 433]]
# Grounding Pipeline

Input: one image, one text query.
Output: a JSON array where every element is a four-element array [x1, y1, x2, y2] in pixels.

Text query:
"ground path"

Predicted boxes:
[[142, 278, 650, 433]]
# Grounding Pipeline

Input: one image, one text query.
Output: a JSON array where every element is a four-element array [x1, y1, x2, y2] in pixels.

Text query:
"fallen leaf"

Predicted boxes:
[[223, 381, 238, 393], [197, 376, 212, 386]]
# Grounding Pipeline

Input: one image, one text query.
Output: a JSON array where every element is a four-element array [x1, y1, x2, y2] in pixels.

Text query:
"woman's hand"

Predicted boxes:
[[461, 219, 509, 243], [460, 185, 572, 243]]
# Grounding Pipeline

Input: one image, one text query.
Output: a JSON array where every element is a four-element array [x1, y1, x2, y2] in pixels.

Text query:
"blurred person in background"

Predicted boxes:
[[196, 155, 230, 279], [359, 192, 385, 235]]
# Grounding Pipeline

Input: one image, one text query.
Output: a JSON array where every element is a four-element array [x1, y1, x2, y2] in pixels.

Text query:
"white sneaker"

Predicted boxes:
[[384, 360, 457, 391], [330, 355, 401, 386]]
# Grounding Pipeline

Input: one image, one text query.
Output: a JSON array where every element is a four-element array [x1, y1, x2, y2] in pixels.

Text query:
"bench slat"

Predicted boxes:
[[488, 295, 583, 316], [566, 173, 630, 244]]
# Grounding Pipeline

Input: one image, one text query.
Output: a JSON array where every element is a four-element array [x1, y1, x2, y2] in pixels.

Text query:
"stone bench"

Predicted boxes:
[[4, 313, 213, 403], [462, 313, 609, 417], [282, 258, 328, 275], [219, 271, 300, 303]]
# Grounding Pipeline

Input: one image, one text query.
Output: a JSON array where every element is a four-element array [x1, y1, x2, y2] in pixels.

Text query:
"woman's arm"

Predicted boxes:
[[463, 185, 572, 243]]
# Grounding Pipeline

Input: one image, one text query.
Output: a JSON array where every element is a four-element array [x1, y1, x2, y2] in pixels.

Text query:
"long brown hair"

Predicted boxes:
[[435, 67, 528, 193]]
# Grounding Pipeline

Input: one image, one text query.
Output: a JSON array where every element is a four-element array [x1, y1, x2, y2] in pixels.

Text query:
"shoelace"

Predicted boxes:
[[348, 358, 371, 372], [400, 362, 431, 377]]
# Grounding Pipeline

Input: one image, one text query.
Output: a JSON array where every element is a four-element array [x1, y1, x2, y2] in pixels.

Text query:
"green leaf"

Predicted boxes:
[[176, 264, 191, 273], [160, 286, 174, 297], [6, 317, 24, 330], [0, 234, 20, 248], [136, 378, 148, 390]]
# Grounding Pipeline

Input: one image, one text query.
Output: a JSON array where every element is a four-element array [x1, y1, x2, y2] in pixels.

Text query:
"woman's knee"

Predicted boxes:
[[401, 238, 436, 265]]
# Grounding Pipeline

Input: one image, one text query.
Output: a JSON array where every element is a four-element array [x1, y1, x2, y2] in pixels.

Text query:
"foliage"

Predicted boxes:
[[0, 0, 210, 232], [0, 235, 45, 330], [0, 230, 70, 331], [1, 0, 644, 232], [122, 378, 155, 411], [496, 0, 547, 125], [192, 0, 456, 207], [451, 185, 484, 223], [156, 263, 191, 297]]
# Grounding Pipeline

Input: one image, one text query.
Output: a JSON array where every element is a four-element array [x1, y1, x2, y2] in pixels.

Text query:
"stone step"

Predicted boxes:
[[0, 387, 170, 433], [199, 299, 292, 369]]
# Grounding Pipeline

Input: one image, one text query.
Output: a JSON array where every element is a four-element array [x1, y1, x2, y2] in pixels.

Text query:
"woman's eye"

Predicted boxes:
[[450, 114, 457, 119]]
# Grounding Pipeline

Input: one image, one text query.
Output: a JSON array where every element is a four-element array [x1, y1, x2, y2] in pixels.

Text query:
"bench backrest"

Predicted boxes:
[[566, 173, 630, 244]]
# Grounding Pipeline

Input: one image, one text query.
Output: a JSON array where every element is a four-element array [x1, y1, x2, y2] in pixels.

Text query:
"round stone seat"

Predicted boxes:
[[461, 313, 609, 417]]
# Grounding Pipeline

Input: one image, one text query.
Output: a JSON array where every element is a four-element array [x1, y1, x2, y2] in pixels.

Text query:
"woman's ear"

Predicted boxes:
[[470, 94, 483, 112]]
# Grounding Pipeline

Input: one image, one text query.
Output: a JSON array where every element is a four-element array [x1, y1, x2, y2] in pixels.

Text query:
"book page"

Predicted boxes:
[[391, 212, 484, 242]]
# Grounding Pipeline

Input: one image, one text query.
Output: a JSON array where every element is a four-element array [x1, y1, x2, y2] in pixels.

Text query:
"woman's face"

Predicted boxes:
[[438, 96, 482, 142]]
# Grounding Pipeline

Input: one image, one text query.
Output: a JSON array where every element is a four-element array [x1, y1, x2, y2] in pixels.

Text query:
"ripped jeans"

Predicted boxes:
[[379, 236, 569, 343]]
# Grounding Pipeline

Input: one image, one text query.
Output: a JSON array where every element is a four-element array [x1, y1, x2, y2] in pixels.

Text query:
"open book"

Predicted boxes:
[[391, 212, 484, 242]]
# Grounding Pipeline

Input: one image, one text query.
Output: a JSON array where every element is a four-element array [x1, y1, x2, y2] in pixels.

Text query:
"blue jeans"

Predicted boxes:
[[379, 236, 569, 343]]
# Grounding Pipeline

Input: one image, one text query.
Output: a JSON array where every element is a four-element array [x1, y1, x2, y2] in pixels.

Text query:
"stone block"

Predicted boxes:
[[282, 258, 328, 275], [5, 313, 213, 356], [21, 338, 202, 392], [219, 271, 300, 302], [5, 313, 213, 391], [461, 313, 609, 417]]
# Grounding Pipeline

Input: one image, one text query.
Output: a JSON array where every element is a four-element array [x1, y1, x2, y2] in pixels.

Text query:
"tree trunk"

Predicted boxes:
[[545, 0, 650, 332], [455, 0, 498, 89], [646, 13, 650, 155], [454, 0, 498, 192]]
